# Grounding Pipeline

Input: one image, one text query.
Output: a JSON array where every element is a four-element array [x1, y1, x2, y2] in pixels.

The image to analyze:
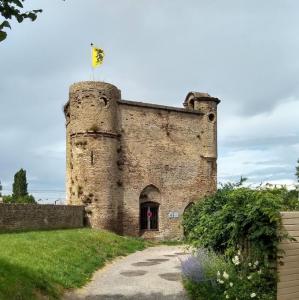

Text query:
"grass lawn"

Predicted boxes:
[[0, 228, 149, 300]]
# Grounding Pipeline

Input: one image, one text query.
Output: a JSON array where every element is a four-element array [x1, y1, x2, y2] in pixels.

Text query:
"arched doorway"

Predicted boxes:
[[140, 201, 159, 230], [184, 202, 195, 214], [139, 185, 160, 231], [183, 202, 195, 236]]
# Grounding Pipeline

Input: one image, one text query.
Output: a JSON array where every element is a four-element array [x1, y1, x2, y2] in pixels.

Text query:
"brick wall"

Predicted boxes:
[[278, 212, 299, 300], [0, 204, 84, 232]]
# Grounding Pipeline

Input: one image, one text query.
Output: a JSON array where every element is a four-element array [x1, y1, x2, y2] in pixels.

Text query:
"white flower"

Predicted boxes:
[[218, 279, 224, 284], [248, 263, 252, 267], [254, 261, 259, 266], [247, 275, 252, 280], [229, 282, 233, 287], [223, 271, 229, 279], [226, 295, 230, 299], [250, 293, 256, 298], [232, 256, 240, 265], [217, 271, 221, 277], [237, 250, 241, 256]]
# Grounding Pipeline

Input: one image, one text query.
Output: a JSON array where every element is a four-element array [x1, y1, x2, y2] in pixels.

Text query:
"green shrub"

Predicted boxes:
[[183, 182, 293, 260], [184, 279, 222, 300], [3, 194, 36, 204], [182, 180, 297, 299], [181, 249, 229, 282], [182, 249, 229, 299], [216, 252, 275, 300], [183, 249, 276, 300]]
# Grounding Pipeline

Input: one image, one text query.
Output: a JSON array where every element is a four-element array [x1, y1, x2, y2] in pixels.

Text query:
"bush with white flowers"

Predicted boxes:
[[182, 180, 297, 299], [215, 252, 275, 300]]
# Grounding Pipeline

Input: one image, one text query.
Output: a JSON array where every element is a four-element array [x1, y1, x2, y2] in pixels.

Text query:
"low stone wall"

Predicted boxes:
[[278, 212, 299, 300], [0, 203, 84, 232]]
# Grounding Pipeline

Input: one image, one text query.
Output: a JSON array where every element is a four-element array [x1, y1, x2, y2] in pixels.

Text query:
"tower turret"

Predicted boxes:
[[184, 92, 220, 158], [184, 92, 220, 193], [65, 81, 121, 231]]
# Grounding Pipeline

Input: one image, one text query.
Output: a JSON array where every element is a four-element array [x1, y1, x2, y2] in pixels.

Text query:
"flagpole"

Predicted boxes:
[[90, 43, 95, 81]]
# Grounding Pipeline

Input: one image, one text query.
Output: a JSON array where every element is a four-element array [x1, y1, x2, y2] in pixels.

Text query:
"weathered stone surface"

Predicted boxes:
[[0, 204, 84, 232], [65, 81, 220, 239]]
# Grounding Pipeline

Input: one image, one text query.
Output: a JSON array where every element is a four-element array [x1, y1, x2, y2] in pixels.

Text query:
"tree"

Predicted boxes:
[[3, 194, 35, 203], [0, 0, 42, 42], [296, 159, 299, 182], [2, 169, 36, 204], [12, 168, 28, 197]]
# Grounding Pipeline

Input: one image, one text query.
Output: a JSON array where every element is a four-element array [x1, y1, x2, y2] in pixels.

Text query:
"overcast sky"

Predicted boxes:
[[1, 0, 298, 202]]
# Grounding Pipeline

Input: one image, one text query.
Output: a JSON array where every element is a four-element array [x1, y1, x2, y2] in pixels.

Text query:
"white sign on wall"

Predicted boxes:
[[168, 211, 179, 219]]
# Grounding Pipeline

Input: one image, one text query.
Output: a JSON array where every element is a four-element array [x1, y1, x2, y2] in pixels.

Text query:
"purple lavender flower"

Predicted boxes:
[[181, 254, 206, 282]]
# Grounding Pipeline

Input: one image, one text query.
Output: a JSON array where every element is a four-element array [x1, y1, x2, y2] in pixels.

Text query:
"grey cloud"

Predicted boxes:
[[220, 134, 299, 150], [1, 0, 299, 201]]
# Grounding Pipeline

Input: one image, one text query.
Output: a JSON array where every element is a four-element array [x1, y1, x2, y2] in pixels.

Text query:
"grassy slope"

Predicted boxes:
[[0, 229, 148, 300]]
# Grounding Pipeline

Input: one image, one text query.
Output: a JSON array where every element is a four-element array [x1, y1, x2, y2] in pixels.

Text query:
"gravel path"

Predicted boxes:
[[64, 245, 189, 300]]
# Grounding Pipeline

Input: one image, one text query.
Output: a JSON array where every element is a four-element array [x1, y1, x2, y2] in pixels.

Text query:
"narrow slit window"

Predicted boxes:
[[91, 150, 94, 165]]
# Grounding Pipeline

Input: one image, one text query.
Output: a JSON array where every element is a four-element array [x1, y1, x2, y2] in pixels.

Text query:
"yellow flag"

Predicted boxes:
[[91, 45, 105, 68]]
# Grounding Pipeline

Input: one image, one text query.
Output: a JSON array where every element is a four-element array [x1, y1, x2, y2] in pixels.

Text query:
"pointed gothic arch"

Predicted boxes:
[[139, 185, 160, 231], [184, 202, 195, 213]]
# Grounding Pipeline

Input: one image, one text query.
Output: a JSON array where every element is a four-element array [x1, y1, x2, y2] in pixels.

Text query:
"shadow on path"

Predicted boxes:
[[67, 292, 188, 299]]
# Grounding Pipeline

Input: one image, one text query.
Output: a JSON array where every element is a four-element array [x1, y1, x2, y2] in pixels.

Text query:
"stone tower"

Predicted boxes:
[[183, 92, 219, 192], [64, 81, 121, 231], [65, 81, 220, 239]]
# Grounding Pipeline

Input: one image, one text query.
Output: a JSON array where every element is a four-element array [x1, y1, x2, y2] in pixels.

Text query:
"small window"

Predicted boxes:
[[208, 113, 215, 122], [99, 97, 108, 107], [90, 150, 94, 165], [140, 202, 159, 230], [188, 99, 195, 109]]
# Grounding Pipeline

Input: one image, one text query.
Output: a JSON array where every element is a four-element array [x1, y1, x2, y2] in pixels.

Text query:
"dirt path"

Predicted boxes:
[[64, 245, 189, 299]]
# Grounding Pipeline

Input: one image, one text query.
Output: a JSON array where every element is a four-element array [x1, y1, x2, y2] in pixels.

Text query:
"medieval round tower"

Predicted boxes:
[[64, 81, 120, 230]]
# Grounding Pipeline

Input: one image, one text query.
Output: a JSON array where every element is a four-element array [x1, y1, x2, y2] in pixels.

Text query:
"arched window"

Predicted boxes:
[[139, 185, 161, 231], [188, 99, 195, 109]]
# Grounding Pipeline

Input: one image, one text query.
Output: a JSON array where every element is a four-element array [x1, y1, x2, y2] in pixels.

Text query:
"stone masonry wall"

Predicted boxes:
[[0, 204, 84, 232], [118, 102, 217, 239], [66, 82, 121, 232], [65, 81, 220, 239]]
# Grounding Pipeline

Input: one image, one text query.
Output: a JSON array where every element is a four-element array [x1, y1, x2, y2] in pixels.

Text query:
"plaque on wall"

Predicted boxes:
[[168, 211, 179, 219]]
